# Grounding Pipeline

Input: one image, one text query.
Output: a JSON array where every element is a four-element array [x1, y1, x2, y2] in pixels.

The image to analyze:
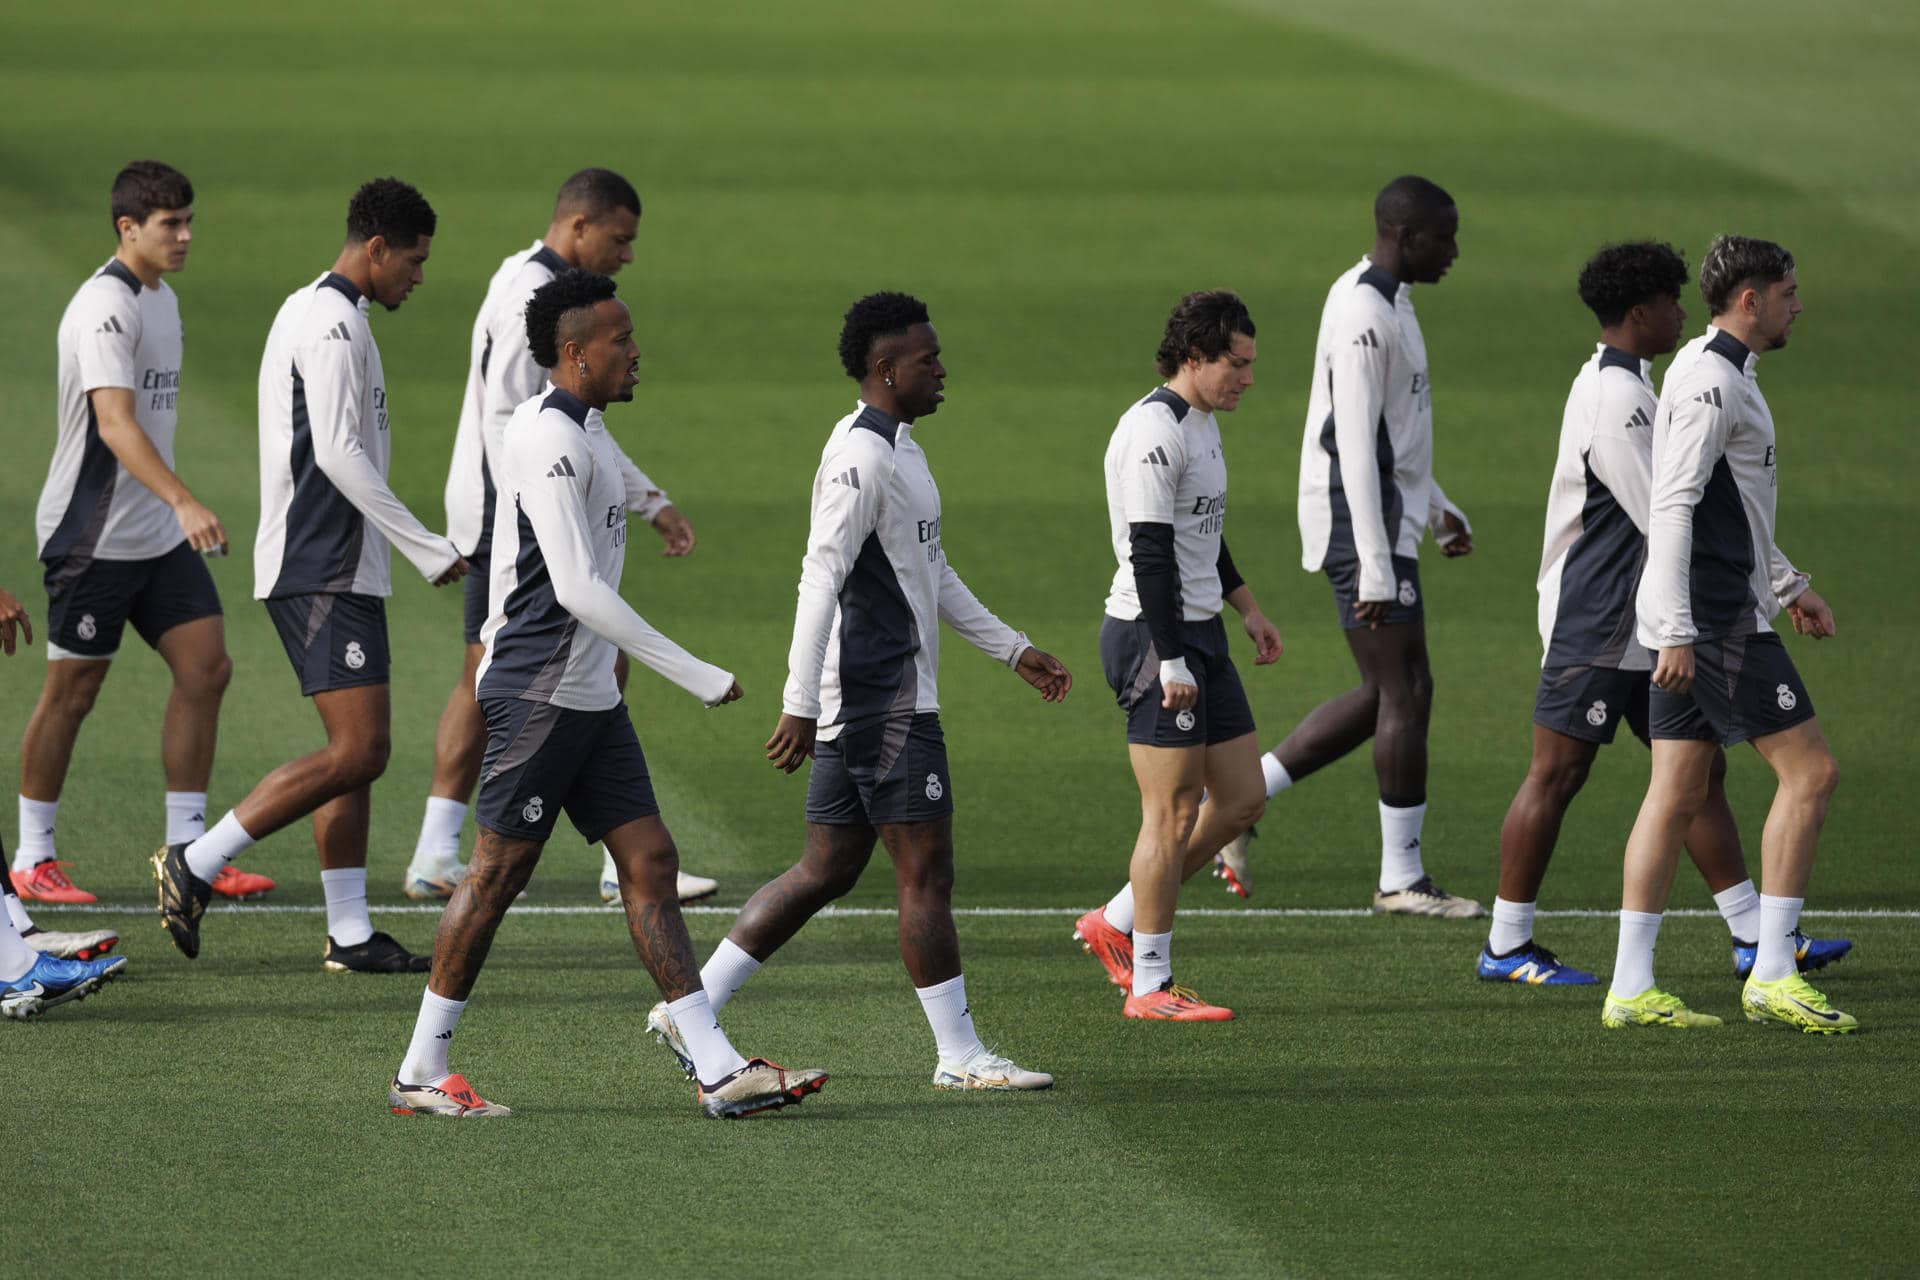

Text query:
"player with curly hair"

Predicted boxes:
[[1072, 290, 1282, 1021], [1479, 241, 1848, 986], [152, 178, 466, 973], [658, 291, 1071, 1093]]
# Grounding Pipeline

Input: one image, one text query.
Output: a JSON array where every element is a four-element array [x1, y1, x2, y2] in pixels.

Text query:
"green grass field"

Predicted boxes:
[[4, 3, 1917, 1275]]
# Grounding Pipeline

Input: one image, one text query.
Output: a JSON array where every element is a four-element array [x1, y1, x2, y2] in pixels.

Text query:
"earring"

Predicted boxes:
[[884, 375, 895, 387], [576, 360, 588, 378]]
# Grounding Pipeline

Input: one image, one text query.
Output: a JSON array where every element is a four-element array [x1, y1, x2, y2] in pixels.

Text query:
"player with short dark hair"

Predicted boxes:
[[1214, 176, 1481, 918], [152, 179, 466, 973], [0, 587, 126, 1020], [658, 291, 1070, 1092], [1071, 291, 1281, 1020], [405, 167, 717, 907], [15, 161, 265, 907], [1603, 235, 1853, 1032], [391, 271, 824, 1118], [1481, 241, 1847, 985]]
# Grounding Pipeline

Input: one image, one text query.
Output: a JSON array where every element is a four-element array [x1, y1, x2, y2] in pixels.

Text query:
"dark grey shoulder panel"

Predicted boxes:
[[851, 405, 900, 448], [541, 387, 590, 427], [530, 245, 569, 275], [319, 272, 363, 304], [1598, 346, 1640, 374], [98, 259, 142, 294], [1143, 386, 1191, 422], [1706, 329, 1751, 371], [1357, 264, 1399, 301]]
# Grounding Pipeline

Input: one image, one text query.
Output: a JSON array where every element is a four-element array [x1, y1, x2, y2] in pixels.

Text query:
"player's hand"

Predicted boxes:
[[1352, 598, 1391, 629], [1242, 610, 1283, 665], [1652, 643, 1694, 694], [651, 505, 696, 557], [1438, 512, 1473, 557], [1014, 646, 1072, 702], [0, 589, 32, 657], [433, 555, 471, 586], [1787, 588, 1835, 639], [173, 497, 229, 556], [713, 680, 744, 705], [765, 713, 817, 773]]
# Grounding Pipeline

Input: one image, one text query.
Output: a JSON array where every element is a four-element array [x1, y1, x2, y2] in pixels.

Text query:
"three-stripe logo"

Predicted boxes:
[[1140, 446, 1171, 466], [829, 467, 861, 490], [1626, 407, 1653, 429], [322, 321, 352, 342], [546, 456, 577, 479], [1692, 386, 1722, 408], [96, 316, 127, 335], [1353, 328, 1381, 349]]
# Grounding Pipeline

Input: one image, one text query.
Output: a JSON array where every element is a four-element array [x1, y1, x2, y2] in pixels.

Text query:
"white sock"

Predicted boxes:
[[321, 867, 373, 948], [1713, 879, 1762, 942], [185, 811, 255, 882], [1378, 801, 1427, 893], [915, 973, 985, 1064], [1262, 754, 1293, 798], [15, 797, 57, 871], [411, 796, 467, 864], [1752, 894, 1805, 983], [165, 791, 208, 846], [0, 915, 38, 982], [398, 989, 467, 1083], [600, 845, 618, 885], [1487, 897, 1536, 955], [667, 989, 747, 1084], [1132, 929, 1172, 997], [1609, 909, 1663, 999], [1102, 882, 1136, 935], [700, 938, 762, 1013], [4, 883, 33, 933]]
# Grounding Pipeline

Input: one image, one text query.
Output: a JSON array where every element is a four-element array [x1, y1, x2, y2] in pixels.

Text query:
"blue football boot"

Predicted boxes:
[[1, 951, 128, 1020], [1475, 940, 1598, 986], [1732, 928, 1851, 979]]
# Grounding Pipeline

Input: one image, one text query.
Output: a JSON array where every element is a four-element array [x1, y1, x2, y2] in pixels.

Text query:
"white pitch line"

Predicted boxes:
[[39, 903, 1920, 920]]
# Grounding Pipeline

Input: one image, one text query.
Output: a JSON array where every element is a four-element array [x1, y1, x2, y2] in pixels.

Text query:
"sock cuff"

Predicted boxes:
[[1619, 909, 1664, 926], [914, 973, 966, 1000], [1378, 799, 1428, 818], [421, 990, 466, 1017], [1712, 879, 1758, 905], [1491, 896, 1536, 917], [1758, 894, 1806, 910], [319, 866, 368, 887], [712, 937, 761, 969], [666, 989, 715, 1018], [164, 790, 208, 804]]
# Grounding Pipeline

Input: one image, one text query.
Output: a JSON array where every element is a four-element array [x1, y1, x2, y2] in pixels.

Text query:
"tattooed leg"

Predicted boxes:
[[428, 825, 543, 1001], [879, 818, 961, 988], [604, 815, 704, 1001], [723, 822, 878, 962]]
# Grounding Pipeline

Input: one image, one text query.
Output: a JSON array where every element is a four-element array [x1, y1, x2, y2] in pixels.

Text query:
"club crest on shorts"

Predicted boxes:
[[523, 795, 544, 822], [1175, 709, 1196, 732], [1776, 684, 1797, 711], [344, 640, 366, 670], [76, 613, 97, 641], [924, 773, 944, 801], [1586, 700, 1608, 727], [1397, 579, 1417, 607]]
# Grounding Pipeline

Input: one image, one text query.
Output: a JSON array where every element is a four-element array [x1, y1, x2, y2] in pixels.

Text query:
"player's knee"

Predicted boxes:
[[333, 734, 390, 788], [1536, 758, 1591, 805], [43, 671, 105, 721], [181, 651, 233, 700], [899, 852, 955, 900], [1799, 751, 1839, 805], [1230, 791, 1266, 832]]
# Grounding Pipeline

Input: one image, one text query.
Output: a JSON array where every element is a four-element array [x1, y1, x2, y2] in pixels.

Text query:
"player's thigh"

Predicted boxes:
[[1534, 664, 1640, 746], [1345, 615, 1430, 693], [1127, 740, 1207, 810], [1200, 731, 1263, 808], [1646, 735, 1719, 805], [128, 542, 222, 654], [152, 613, 228, 688], [564, 706, 661, 846], [602, 813, 675, 864], [876, 815, 956, 875], [473, 699, 589, 845], [313, 682, 392, 748], [1748, 716, 1836, 792]]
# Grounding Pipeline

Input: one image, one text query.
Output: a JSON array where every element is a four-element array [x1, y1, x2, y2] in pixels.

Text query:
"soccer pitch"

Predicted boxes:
[[4, 3, 1917, 1276]]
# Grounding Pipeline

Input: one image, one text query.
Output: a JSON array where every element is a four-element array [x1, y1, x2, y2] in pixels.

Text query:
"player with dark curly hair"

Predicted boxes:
[[657, 290, 1071, 1093], [1071, 290, 1282, 1021], [390, 271, 824, 1118], [406, 169, 717, 907], [153, 178, 466, 973], [1477, 241, 1848, 987]]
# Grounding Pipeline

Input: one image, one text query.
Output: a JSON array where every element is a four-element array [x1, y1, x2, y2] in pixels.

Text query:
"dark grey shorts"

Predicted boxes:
[[475, 699, 658, 844], [805, 712, 953, 827], [460, 549, 492, 645], [1648, 631, 1816, 746], [43, 540, 221, 659], [1325, 554, 1424, 630], [1099, 614, 1256, 748], [265, 592, 389, 695], [1533, 663, 1651, 745]]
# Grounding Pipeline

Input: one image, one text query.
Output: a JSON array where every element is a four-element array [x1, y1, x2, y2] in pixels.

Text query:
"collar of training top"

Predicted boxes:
[[852, 401, 904, 447], [1357, 259, 1402, 302], [100, 258, 143, 293], [1706, 327, 1757, 374], [1144, 385, 1192, 422], [1597, 344, 1644, 375], [531, 243, 570, 275], [319, 272, 365, 305], [542, 386, 592, 427]]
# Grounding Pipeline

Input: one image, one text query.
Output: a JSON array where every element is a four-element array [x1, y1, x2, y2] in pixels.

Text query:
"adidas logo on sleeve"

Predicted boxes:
[[1352, 328, 1381, 349], [1692, 386, 1722, 408], [546, 455, 577, 479], [829, 467, 861, 489], [323, 321, 352, 342], [96, 316, 128, 335], [1626, 407, 1653, 429], [1140, 446, 1171, 466]]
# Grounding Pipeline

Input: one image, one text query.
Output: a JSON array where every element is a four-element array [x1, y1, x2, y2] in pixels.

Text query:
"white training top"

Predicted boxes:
[[38, 259, 186, 561], [442, 242, 669, 558], [1102, 386, 1227, 620], [1637, 327, 1808, 648], [782, 402, 1028, 740], [1535, 344, 1657, 671], [476, 387, 732, 712], [1297, 257, 1469, 603], [254, 272, 460, 599]]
